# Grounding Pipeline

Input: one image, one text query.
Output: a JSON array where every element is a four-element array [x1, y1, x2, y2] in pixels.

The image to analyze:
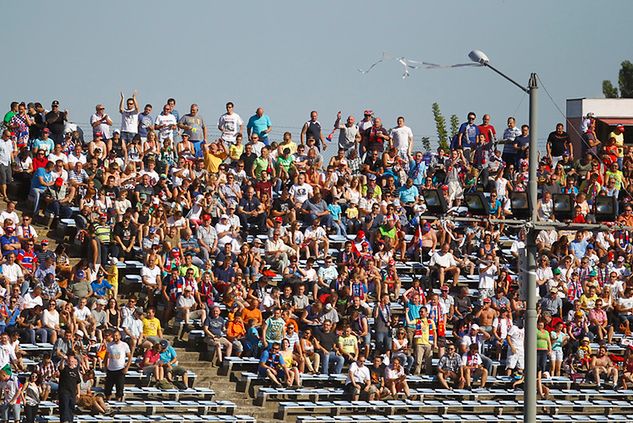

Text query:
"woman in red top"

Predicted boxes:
[[141, 343, 164, 382]]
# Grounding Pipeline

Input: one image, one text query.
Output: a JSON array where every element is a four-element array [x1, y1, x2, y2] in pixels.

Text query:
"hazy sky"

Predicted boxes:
[[5, 0, 633, 148]]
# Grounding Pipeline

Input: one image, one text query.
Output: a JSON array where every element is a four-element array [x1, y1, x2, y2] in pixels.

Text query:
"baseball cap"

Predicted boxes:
[[589, 270, 597, 277], [97, 299, 107, 306], [274, 217, 283, 223], [220, 214, 229, 220], [440, 285, 449, 291], [422, 223, 431, 232], [75, 330, 84, 338], [76, 270, 85, 279], [550, 287, 558, 293], [51, 100, 59, 107], [356, 230, 365, 238], [159, 340, 169, 348], [202, 214, 211, 222], [41, 239, 49, 245], [553, 268, 561, 275], [42, 128, 50, 134], [618, 256, 626, 262], [363, 109, 373, 116], [470, 324, 480, 331], [54, 177, 64, 188], [171, 247, 180, 256], [617, 124, 625, 131], [95, 131, 103, 137], [184, 286, 192, 291], [483, 297, 492, 303]]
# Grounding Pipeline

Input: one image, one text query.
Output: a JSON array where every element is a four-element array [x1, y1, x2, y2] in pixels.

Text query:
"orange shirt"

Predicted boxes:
[[241, 307, 263, 327], [227, 320, 246, 340]]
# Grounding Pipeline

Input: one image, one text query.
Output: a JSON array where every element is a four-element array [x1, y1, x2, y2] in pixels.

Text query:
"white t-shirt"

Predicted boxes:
[[0, 211, 19, 227], [289, 183, 313, 205], [141, 266, 161, 286], [390, 126, 413, 153], [106, 341, 130, 371], [48, 152, 68, 165], [90, 114, 111, 139], [479, 262, 498, 290], [23, 293, 42, 310], [218, 113, 244, 143], [345, 362, 370, 385], [120, 109, 139, 134], [155, 113, 177, 141], [74, 305, 91, 321], [68, 153, 87, 166], [1, 263, 23, 284]]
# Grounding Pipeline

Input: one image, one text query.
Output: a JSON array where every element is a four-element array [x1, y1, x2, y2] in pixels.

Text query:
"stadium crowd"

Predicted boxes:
[[0, 96, 631, 421]]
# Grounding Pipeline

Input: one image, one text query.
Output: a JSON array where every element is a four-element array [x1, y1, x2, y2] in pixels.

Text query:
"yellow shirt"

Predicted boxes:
[[107, 265, 119, 290], [338, 334, 358, 355], [278, 141, 298, 155], [345, 206, 359, 219], [413, 318, 435, 346], [610, 131, 625, 158], [204, 150, 227, 173], [229, 144, 244, 161], [142, 317, 162, 337]]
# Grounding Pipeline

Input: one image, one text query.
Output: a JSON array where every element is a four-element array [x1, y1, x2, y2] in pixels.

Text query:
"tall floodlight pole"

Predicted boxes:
[[469, 50, 538, 423]]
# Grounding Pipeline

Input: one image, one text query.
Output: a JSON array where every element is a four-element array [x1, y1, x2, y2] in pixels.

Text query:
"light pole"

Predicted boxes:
[[469, 49, 538, 423]]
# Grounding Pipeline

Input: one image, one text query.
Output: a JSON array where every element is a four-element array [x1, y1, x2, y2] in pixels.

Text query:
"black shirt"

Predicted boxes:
[[547, 131, 571, 157], [240, 152, 257, 177], [58, 364, 81, 396], [45, 111, 66, 136], [316, 330, 337, 352], [113, 222, 138, 249]]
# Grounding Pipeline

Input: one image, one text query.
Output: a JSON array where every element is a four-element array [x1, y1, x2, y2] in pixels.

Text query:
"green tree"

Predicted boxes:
[[602, 60, 633, 98], [619, 60, 633, 98], [432, 102, 449, 151], [602, 80, 618, 98], [421, 136, 431, 152], [450, 114, 460, 137]]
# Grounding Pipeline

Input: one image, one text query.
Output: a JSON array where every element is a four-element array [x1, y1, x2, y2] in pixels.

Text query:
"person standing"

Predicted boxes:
[[178, 104, 207, 157], [58, 354, 81, 423], [103, 330, 131, 402], [0, 131, 16, 201], [22, 372, 42, 423], [389, 116, 414, 162], [218, 102, 244, 146], [247, 108, 272, 145], [90, 104, 113, 140], [119, 91, 139, 143], [301, 111, 326, 151], [44, 101, 67, 145]]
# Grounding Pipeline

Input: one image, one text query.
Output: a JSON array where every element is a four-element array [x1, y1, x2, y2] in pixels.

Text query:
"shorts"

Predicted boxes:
[[550, 349, 563, 362], [121, 131, 137, 142], [506, 350, 524, 370], [167, 365, 186, 378], [0, 164, 11, 185]]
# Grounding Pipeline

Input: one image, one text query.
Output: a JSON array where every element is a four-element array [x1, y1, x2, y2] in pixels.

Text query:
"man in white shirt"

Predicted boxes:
[[119, 91, 139, 142], [390, 116, 414, 161], [0, 131, 15, 200], [90, 104, 113, 139], [104, 330, 132, 401], [345, 354, 371, 401], [218, 102, 244, 145], [265, 230, 293, 272], [154, 104, 177, 141], [0, 202, 19, 228], [289, 173, 313, 208], [478, 253, 498, 298], [429, 243, 460, 287]]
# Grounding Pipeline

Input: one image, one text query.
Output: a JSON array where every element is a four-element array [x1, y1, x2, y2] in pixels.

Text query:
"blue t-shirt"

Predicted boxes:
[[247, 114, 272, 144], [458, 123, 480, 148], [569, 239, 588, 260], [327, 204, 342, 221], [399, 185, 419, 204], [408, 160, 427, 186], [91, 279, 113, 297], [32, 138, 55, 154], [159, 345, 178, 367], [31, 168, 52, 190]]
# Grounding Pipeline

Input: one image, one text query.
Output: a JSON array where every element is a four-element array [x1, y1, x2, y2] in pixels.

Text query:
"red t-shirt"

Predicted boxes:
[[478, 124, 497, 142]]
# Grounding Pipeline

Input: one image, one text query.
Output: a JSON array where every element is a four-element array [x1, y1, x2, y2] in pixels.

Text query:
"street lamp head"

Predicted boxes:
[[468, 49, 489, 65]]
